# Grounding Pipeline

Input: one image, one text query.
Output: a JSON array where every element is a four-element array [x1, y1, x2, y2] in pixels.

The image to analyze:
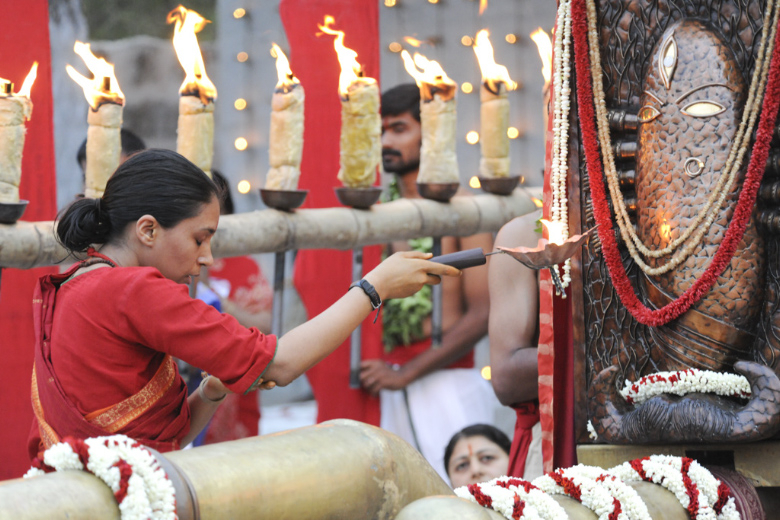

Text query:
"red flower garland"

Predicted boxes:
[[713, 481, 732, 515], [571, 0, 780, 327], [469, 483, 493, 508], [512, 495, 526, 520], [680, 458, 701, 518]]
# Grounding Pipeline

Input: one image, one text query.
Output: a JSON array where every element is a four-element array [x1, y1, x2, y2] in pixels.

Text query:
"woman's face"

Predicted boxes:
[[447, 435, 510, 488], [148, 197, 220, 285]]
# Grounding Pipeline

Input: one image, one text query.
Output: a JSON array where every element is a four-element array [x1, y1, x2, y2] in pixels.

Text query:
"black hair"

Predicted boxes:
[[77, 128, 147, 168], [381, 83, 421, 122], [57, 148, 219, 253], [443, 424, 512, 476], [210, 169, 235, 215]]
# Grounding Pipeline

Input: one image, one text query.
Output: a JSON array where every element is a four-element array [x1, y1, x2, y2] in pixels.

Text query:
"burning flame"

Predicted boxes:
[[66, 42, 125, 110], [473, 30, 516, 93], [480, 0, 488, 15], [0, 62, 38, 99], [271, 43, 300, 93], [403, 36, 424, 48], [318, 15, 375, 98], [168, 5, 217, 104], [540, 219, 566, 245], [530, 28, 553, 85], [660, 218, 671, 243], [400, 50, 456, 101], [531, 197, 543, 208]]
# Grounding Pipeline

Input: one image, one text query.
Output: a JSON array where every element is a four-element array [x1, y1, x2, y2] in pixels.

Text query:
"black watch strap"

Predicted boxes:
[[349, 279, 382, 323]]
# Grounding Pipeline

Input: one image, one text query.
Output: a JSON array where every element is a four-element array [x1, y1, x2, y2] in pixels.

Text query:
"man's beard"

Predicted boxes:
[[382, 150, 419, 177]]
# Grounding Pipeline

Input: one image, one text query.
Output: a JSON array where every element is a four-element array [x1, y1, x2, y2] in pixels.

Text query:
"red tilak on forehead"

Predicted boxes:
[[468, 443, 474, 457]]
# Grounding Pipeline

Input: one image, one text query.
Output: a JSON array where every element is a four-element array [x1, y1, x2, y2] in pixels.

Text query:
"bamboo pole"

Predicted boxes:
[[0, 190, 538, 269], [0, 419, 452, 520]]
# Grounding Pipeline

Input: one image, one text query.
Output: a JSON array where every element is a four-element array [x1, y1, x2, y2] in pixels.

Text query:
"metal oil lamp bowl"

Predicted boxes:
[[0, 200, 29, 224], [334, 186, 383, 209], [416, 182, 460, 202], [478, 175, 522, 196], [259, 189, 308, 211]]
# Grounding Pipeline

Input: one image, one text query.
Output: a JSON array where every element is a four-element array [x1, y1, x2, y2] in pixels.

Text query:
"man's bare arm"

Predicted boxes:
[[488, 211, 541, 406], [360, 232, 494, 393]]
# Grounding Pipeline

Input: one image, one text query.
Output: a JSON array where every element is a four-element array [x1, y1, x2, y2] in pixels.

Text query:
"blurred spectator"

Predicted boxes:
[[444, 424, 511, 488]]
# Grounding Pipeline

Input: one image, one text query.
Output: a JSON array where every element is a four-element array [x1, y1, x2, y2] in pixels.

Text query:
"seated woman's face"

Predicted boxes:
[[447, 434, 510, 488]]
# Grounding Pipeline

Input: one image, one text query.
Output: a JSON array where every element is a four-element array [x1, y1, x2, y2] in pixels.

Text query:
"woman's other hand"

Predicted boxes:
[[364, 251, 460, 301]]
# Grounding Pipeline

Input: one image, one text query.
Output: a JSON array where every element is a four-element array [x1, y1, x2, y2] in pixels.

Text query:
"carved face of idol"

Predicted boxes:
[[635, 19, 764, 325]]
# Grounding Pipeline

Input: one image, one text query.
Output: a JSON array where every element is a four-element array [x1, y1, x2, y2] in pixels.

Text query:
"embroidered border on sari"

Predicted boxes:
[[85, 355, 177, 433], [31, 362, 61, 450]]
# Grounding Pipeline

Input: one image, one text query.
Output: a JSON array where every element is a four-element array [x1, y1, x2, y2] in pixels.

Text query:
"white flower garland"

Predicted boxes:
[[587, 420, 598, 440], [455, 476, 568, 520], [533, 464, 649, 520], [619, 368, 751, 405], [25, 435, 176, 520], [549, 0, 573, 291], [608, 455, 740, 520]]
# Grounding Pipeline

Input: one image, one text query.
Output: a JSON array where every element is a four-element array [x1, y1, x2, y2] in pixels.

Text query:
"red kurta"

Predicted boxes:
[[205, 256, 273, 442], [30, 264, 276, 458]]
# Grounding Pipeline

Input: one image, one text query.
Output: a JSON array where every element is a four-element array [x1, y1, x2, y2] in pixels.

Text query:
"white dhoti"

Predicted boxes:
[[380, 368, 502, 483]]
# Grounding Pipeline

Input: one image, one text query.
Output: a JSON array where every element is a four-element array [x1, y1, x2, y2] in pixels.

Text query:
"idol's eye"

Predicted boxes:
[[638, 105, 660, 123], [680, 100, 725, 118]]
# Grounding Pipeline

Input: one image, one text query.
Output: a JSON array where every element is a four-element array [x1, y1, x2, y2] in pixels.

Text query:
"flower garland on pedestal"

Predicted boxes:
[[619, 368, 751, 405], [570, 0, 780, 327], [455, 476, 568, 520], [24, 435, 176, 520], [609, 455, 739, 520]]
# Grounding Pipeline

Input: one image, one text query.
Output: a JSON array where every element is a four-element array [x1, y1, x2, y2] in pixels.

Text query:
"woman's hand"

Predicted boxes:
[[364, 251, 460, 301]]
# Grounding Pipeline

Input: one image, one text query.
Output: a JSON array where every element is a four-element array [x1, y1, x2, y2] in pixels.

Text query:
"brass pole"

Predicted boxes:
[[0, 420, 452, 520], [0, 190, 538, 269]]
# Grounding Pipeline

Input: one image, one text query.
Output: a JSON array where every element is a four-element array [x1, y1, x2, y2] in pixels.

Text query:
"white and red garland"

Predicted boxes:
[[456, 456, 740, 520], [548, 0, 574, 292], [619, 368, 751, 405], [609, 455, 739, 520], [455, 476, 568, 520], [24, 435, 176, 520]]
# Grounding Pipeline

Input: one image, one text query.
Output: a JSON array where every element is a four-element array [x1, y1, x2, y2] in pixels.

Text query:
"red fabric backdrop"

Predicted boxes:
[[0, 0, 58, 479], [280, 0, 383, 425]]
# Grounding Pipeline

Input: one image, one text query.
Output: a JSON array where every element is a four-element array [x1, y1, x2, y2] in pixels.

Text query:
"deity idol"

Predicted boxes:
[[574, 0, 780, 443]]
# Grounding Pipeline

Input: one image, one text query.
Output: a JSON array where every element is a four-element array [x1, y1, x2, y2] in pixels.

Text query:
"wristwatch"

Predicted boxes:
[[349, 279, 382, 322]]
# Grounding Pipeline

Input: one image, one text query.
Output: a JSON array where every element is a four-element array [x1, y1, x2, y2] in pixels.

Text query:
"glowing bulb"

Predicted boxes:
[[461, 35, 473, 46], [388, 42, 402, 53], [469, 176, 481, 189], [233, 8, 246, 19], [237, 180, 251, 194], [234, 98, 247, 110], [466, 131, 480, 144], [234, 137, 248, 151], [505, 33, 518, 44], [461, 82, 473, 94], [384, 0, 396, 6], [507, 126, 520, 139], [481, 366, 491, 380], [237, 51, 249, 63]]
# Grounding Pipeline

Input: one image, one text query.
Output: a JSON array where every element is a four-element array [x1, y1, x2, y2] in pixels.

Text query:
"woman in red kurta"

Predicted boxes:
[[30, 149, 459, 459]]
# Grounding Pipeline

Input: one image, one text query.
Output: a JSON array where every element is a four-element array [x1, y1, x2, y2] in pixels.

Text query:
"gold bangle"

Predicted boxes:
[[198, 375, 227, 403]]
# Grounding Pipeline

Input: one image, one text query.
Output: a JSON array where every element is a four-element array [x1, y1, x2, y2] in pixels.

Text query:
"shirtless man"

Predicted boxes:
[[487, 210, 543, 480], [360, 83, 497, 481]]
